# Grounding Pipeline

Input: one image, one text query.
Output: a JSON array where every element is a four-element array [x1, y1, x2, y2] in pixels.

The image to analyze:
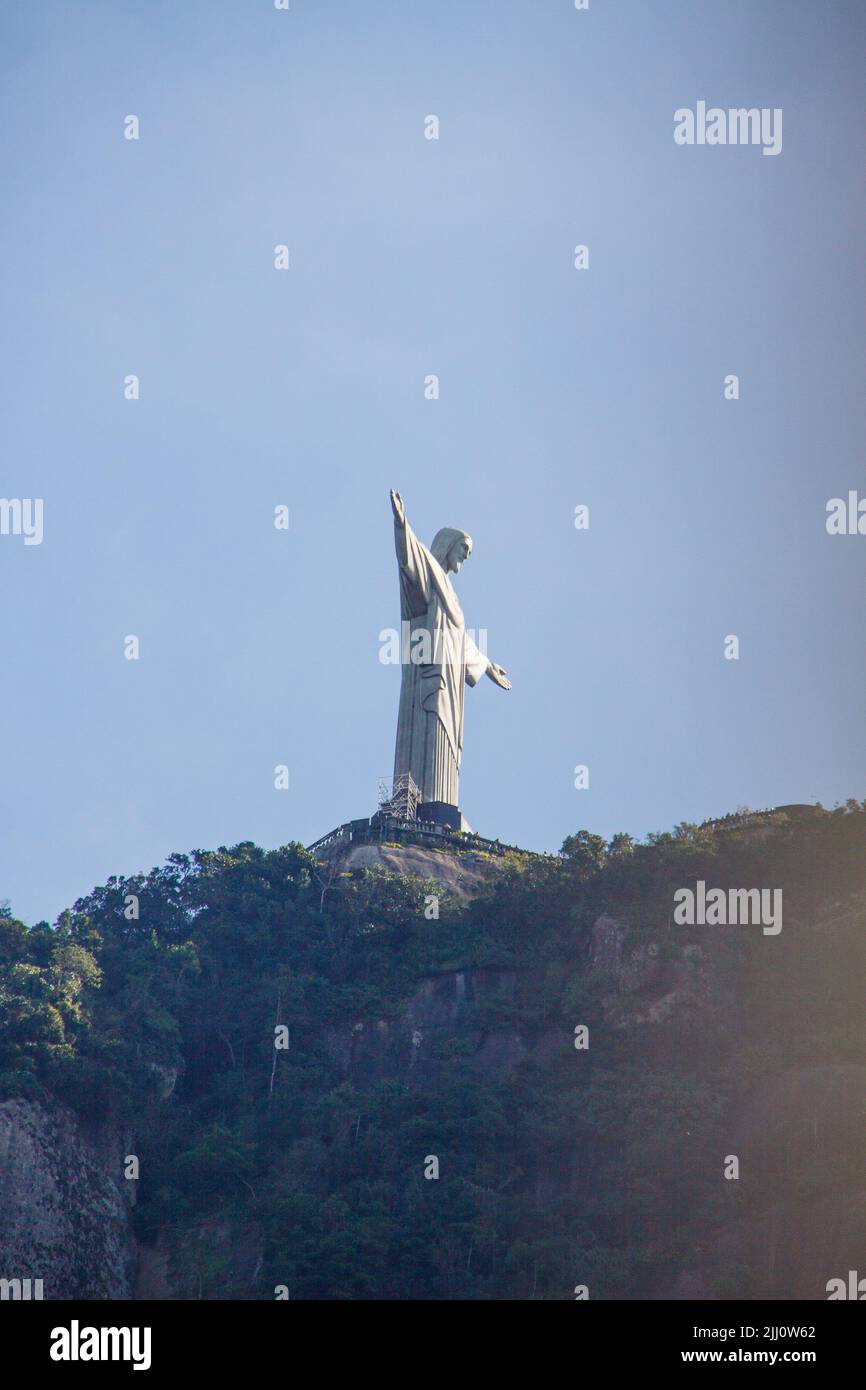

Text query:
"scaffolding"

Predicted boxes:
[[378, 771, 421, 822]]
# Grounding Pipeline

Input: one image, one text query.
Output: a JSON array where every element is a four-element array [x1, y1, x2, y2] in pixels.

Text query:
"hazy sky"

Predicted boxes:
[[2, 0, 864, 925]]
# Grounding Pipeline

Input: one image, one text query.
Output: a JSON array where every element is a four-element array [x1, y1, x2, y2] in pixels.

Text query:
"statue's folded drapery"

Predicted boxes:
[[392, 514, 488, 807]]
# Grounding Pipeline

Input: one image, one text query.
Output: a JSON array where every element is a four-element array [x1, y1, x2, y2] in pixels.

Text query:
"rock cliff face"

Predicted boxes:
[[0, 1099, 136, 1300], [324, 966, 531, 1088]]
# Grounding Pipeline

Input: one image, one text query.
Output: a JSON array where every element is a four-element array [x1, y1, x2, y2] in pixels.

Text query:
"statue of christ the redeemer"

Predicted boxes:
[[389, 489, 510, 825]]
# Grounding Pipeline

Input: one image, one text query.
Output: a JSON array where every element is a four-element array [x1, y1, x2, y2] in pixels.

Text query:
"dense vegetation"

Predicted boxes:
[[2, 802, 865, 1299]]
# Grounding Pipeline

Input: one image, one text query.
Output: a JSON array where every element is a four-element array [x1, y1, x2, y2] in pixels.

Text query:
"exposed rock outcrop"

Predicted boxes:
[[0, 1099, 136, 1300], [323, 966, 534, 1087], [323, 841, 506, 898]]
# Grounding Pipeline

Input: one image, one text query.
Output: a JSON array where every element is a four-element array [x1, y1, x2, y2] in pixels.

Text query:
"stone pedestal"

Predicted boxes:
[[416, 800, 464, 832]]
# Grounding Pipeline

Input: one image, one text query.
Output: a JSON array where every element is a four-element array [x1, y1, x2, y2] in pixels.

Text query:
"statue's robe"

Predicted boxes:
[[393, 516, 488, 807]]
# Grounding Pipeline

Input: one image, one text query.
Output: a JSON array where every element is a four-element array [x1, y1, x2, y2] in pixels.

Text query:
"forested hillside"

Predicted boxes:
[[2, 803, 865, 1299]]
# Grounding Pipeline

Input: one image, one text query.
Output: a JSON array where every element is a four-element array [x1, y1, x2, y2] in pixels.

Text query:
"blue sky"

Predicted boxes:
[[2, 0, 864, 925]]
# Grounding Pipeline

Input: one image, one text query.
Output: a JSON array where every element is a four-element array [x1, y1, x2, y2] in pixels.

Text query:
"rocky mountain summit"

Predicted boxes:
[[1, 804, 864, 1300]]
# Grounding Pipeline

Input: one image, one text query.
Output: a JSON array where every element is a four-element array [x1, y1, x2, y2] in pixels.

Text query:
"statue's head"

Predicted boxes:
[[431, 527, 472, 574]]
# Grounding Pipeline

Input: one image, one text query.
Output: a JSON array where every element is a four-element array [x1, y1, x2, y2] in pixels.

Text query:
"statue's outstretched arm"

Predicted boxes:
[[390, 490, 432, 605], [465, 631, 511, 692], [486, 661, 511, 690], [390, 489, 406, 527], [390, 488, 411, 570]]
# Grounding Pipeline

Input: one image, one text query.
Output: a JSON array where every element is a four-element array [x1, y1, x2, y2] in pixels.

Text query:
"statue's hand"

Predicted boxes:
[[486, 662, 511, 691], [390, 489, 405, 525]]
